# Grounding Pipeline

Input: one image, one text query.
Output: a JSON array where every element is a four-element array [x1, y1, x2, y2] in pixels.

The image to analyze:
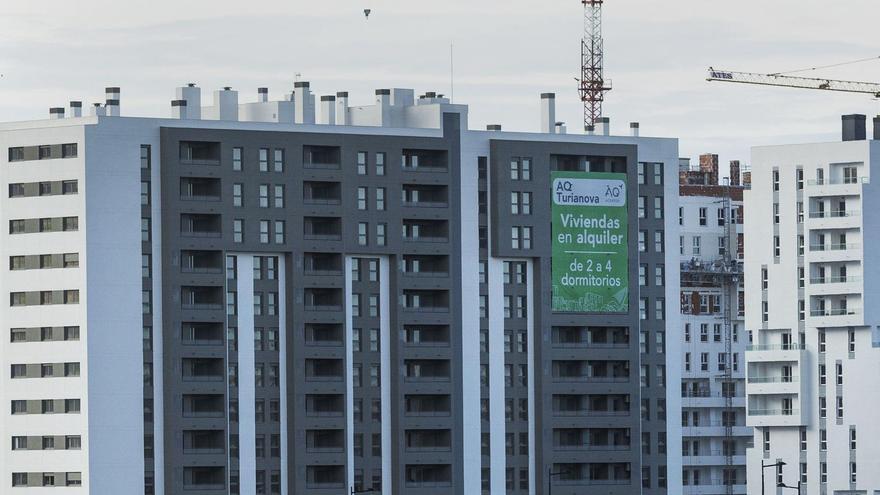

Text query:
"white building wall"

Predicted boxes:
[[746, 137, 880, 495]]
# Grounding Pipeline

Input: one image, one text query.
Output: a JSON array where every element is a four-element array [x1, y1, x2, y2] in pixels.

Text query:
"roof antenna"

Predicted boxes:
[[364, 8, 371, 19]]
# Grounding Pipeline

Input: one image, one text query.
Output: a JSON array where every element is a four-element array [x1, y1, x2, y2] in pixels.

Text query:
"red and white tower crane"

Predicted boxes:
[[578, 0, 612, 128]]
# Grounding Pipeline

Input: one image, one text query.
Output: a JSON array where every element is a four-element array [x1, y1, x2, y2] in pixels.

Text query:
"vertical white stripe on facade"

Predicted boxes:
[[150, 138, 165, 495], [277, 255, 288, 495], [235, 255, 257, 493], [525, 260, 536, 495], [487, 257, 506, 495], [459, 130, 482, 495], [379, 256, 392, 491], [344, 256, 355, 492]]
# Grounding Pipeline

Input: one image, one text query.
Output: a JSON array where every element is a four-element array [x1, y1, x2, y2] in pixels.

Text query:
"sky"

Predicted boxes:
[[1, 0, 878, 175]]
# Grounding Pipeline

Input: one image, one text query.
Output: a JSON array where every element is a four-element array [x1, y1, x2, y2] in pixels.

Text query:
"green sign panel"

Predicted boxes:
[[551, 171, 629, 313]]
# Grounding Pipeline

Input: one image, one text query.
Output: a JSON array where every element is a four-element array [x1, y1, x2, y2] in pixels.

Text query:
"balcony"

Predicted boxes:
[[806, 176, 868, 199], [180, 213, 222, 238], [181, 322, 224, 346], [180, 141, 220, 166], [303, 146, 341, 170], [303, 217, 342, 241], [306, 394, 345, 417], [181, 250, 224, 274], [401, 150, 448, 173], [303, 253, 343, 276], [303, 181, 341, 205], [405, 395, 451, 417], [402, 184, 449, 208], [180, 177, 221, 202]]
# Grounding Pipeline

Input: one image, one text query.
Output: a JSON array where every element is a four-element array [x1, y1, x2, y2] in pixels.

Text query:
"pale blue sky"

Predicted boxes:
[[1, 0, 878, 172]]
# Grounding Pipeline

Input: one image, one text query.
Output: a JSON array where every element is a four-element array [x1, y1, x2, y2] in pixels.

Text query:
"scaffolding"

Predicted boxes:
[[680, 179, 742, 493]]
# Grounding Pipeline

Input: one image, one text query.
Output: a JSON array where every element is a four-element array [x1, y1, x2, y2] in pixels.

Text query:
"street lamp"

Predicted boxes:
[[761, 461, 786, 495], [548, 467, 570, 495], [778, 481, 802, 495]]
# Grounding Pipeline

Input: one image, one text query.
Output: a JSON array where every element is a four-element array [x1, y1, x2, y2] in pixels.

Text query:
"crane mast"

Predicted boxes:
[[579, 0, 611, 128], [707, 68, 880, 97]]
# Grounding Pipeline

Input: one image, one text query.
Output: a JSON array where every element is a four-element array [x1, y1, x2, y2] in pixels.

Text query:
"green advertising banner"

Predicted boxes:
[[551, 171, 629, 313]]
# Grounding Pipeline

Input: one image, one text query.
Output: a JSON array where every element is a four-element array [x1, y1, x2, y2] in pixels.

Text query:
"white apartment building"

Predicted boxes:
[[745, 114, 880, 495], [678, 161, 750, 494]]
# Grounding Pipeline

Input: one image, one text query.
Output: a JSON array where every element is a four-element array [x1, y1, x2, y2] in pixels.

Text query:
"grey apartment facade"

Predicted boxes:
[[0, 84, 680, 494]]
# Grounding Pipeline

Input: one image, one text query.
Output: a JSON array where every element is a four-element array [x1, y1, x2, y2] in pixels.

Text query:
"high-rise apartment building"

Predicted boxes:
[[0, 84, 681, 494], [678, 166, 751, 493], [745, 114, 880, 494]]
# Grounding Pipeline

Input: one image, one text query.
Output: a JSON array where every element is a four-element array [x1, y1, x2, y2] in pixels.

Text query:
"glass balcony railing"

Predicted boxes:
[[811, 308, 860, 317], [806, 177, 869, 186], [747, 376, 798, 384], [809, 243, 860, 252], [746, 344, 804, 351], [748, 408, 799, 416], [810, 276, 861, 284], [808, 210, 860, 219]]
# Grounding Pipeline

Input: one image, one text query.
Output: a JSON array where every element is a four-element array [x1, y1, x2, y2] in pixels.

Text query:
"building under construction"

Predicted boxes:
[[678, 156, 752, 494]]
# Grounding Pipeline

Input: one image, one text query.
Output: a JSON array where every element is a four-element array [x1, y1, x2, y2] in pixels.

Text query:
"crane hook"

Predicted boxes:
[[364, 9, 371, 19]]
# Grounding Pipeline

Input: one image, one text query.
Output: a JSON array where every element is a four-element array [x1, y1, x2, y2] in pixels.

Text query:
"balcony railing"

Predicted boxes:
[[809, 243, 860, 252], [807, 177, 869, 186], [748, 408, 799, 416], [809, 276, 861, 284], [810, 308, 860, 317], [809, 210, 860, 219], [747, 376, 798, 384], [746, 344, 803, 351]]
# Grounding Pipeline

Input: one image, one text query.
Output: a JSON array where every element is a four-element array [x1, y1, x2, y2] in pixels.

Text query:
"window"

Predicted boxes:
[[141, 218, 150, 242], [232, 147, 243, 171], [692, 236, 701, 256], [654, 230, 664, 252], [511, 226, 532, 249], [357, 187, 368, 210], [233, 219, 243, 243], [637, 162, 645, 184], [62, 143, 77, 158], [653, 163, 663, 184], [375, 152, 385, 176], [274, 185, 284, 208], [376, 188, 385, 211], [655, 265, 664, 286], [510, 157, 531, 180], [233, 183, 243, 207], [655, 298, 665, 320], [259, 184, 269, 208], [772, 169, 779, 190], [273, 149, 284, 172], [358, 222, 368, 246], [274, 221, 285, 244], [639, 264, 647, 286], [9, 147, 24, 162], [259, 148, 269, 172], [699, 208, 707, 225], [638, 196, 646, 218], [376, 223, 386, 246], [141, 181, 150, 205], [638, 231, 646, 252], [259, 220, 269, 244], [654, 197, 663, 219], [357, 152, 367, 175]]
